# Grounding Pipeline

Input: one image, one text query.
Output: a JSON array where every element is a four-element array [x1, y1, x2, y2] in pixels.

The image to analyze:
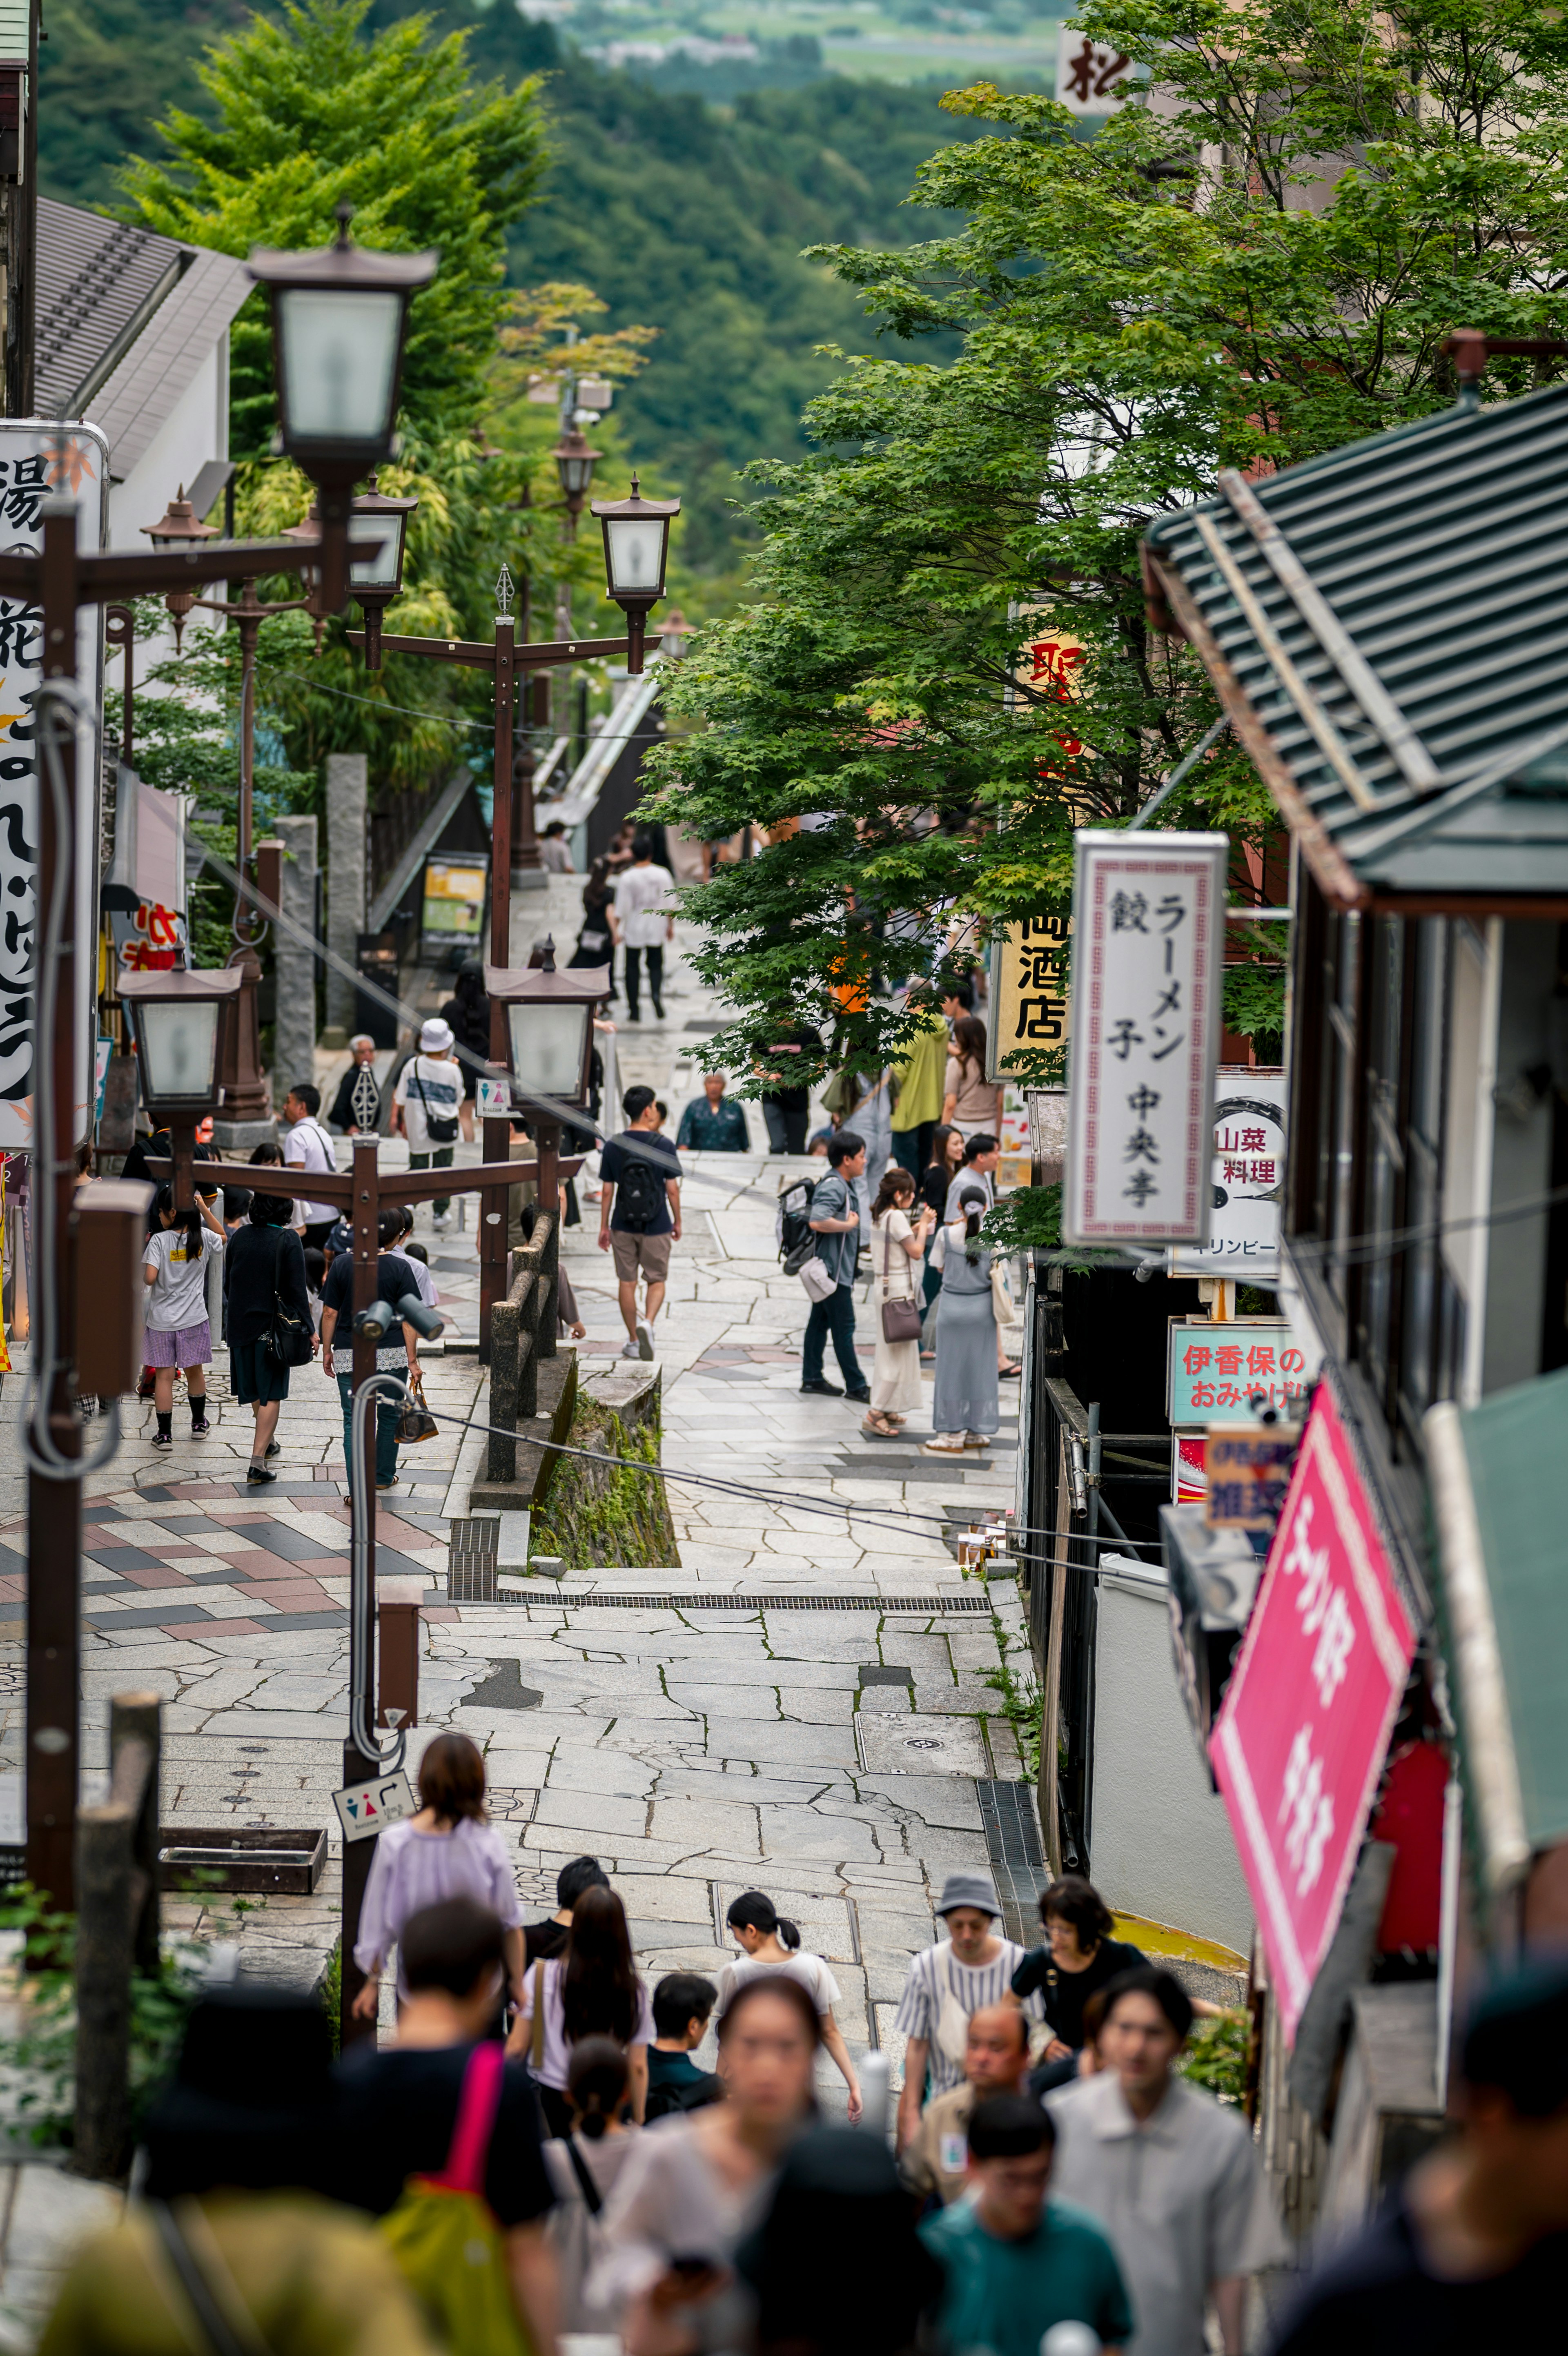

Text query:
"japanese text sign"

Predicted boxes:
[[1205, 1427, 1298, 1532], [332, 1769, 416, 1846], [0, 425, 108, 1148], [1170, 1071, 1286, 1279], [1055, 24, 1136, 115], [988, 913, 1071, 1080], [1209, 1384, 1416, 2044], [1064, 832, 1227, 1245], [1168, 1318, 1309, 1426]]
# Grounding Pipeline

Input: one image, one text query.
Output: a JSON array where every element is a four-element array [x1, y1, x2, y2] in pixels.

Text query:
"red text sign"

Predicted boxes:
[[1209, 1383, 1415, 2043]]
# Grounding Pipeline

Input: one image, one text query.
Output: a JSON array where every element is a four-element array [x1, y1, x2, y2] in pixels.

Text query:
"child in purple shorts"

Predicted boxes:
[[143, 1186, 226, 1447]]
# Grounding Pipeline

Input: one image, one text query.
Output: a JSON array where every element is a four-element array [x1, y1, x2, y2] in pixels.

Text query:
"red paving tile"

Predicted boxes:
[[118, 1565, 194, 1589], [242, 1584, 334, 1610]]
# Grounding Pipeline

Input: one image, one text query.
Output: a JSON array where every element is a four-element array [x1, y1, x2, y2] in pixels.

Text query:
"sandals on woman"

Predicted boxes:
[[862, 1412, 903, 1439], [920, 1435, 969, 1456], [998, 1359, 1023, 1379]]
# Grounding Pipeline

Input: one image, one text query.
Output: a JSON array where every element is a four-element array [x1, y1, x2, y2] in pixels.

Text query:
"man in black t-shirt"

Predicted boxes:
[[522, 1854, 609, 1965], [335, 1899, 557, 2345], [1269, 1956, 1568, 2356], [318, 1209, 422, 1492], [597, 1084, 682, 1361]]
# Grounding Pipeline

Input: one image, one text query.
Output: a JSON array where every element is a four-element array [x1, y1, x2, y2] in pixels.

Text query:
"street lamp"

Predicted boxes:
[[141, 488, 219, 652], [117, 967, 245, 1209], [246, 202, 437, 610], [552, 426, 601, 530], [590, 474, 680, 674], [292, 477, 418, 665], [486, 941, 606, 1107]]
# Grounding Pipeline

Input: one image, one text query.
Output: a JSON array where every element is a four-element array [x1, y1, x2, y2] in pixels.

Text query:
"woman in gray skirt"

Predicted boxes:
[[922, 1183, 1000, 1455]]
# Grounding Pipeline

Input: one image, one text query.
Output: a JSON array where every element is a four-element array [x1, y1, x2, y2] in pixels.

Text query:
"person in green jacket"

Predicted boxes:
[[891, 1001, 953, 1180]]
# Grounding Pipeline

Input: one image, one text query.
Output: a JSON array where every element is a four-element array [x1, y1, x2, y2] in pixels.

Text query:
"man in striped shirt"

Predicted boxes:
[[895, 1871, 1030, 2152]]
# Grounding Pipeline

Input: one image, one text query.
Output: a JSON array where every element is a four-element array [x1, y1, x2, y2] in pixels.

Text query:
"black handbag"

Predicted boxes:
[[263, 1231, 315, 1372], [413, 1064, 461, 1146]]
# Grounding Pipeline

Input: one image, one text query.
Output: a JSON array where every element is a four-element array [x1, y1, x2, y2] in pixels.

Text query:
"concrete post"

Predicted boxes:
[[325, 753, 368, 1044], [272, 816, 319, 1107]]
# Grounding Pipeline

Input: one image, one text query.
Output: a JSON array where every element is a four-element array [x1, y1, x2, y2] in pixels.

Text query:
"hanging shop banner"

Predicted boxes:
[[1063, 832, 1227, 1245], [988, 915, 1071, 1082], [1168, 1317, 1309, 1427], [1169, 1069, 1286, 1279], [0, 423, 109, 1149], [1209, 1382, 1417, 2045], [1055, 24, 1135, 114]]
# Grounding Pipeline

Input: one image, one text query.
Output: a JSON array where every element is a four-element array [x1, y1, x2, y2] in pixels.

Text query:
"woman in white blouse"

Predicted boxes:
[[864, 1169, 933, 1441], [509, 1882, 655, 2136], [719, 1890, 861, 2122]]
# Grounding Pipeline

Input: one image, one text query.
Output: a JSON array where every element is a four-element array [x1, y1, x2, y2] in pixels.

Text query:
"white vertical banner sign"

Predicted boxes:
[[1064, 831, 1228, 1246], [0, 424, 109, 1149]]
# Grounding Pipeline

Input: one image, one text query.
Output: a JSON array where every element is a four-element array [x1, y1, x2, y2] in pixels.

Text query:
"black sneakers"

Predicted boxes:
[[800, 1378, 844, 1396]]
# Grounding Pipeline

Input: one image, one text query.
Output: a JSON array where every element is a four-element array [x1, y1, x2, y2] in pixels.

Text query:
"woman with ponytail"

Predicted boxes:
[[922, 1182, 1000, 1457], [545, 2036, 641, 2333], [719, 1893, 862, 2122]]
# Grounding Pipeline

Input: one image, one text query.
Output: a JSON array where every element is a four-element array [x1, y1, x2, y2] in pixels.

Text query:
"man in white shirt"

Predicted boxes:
[[392, 1018, 464, 1234], [609, 831, 675, 1023], [1045, 1966, 1285, 2356], [281, 1084, 340, 1251]]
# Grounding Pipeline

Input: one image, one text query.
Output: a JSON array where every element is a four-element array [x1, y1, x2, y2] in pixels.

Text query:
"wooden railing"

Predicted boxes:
[[486, 1213, 559, 1482]]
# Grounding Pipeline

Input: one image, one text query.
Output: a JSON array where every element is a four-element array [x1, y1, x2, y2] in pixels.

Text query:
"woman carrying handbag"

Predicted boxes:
[[864, 1169, 932, 1439]]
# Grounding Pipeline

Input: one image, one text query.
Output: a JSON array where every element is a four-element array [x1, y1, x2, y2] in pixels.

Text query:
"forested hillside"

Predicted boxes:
[[39, 0, 1015, 567]]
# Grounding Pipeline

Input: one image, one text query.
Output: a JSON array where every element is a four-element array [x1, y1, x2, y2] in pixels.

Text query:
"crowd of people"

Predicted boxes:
[[38, 1730, 1568, 2356]]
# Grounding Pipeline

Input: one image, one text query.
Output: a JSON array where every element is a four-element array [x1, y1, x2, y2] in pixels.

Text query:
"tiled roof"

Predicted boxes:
[[1142, 385, 1568, 906], [35, 197, 252, 481]]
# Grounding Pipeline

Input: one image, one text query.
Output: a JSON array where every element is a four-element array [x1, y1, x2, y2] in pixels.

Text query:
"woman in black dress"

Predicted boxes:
[[225, 1190, 314, 1485], [1011, 1875, 1149, 2094], [568, 860, 616, 1000]]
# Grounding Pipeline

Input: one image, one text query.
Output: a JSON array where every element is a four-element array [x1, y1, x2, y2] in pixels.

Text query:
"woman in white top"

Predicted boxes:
[[143, 1185, 225, 1447], [592, 1974, 822, 2356], [510, 1882, 655, 2136], [719, 1891, 862, 2121], [543, 2036, 644, 2335], [864, 1168, 933, 1441]]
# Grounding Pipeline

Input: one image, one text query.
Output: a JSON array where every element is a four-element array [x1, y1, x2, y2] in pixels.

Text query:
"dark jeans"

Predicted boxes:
[[763, 1097, 808, 1154], [891, 1123, 934, 1181], [803, 1281, 863, 1389], [337, 1371, 400, 1490], [409, 1145, 454, 1217], [623, 944, 664, 1018]]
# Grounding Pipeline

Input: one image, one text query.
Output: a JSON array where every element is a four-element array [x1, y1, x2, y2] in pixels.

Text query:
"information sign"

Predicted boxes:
[[1168, 1317, 1308, 1426], [333, 1769, 417, 1845]]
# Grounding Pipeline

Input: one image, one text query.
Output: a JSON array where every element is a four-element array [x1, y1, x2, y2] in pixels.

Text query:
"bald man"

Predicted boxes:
[[902, 2001, 1032, 2207]]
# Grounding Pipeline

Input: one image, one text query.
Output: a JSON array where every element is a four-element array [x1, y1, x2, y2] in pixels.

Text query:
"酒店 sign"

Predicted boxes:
[[1209, 1382, 1417, 2045], [1064, 832, 1227, 1246], [1167, 1318, 1309, 1427]]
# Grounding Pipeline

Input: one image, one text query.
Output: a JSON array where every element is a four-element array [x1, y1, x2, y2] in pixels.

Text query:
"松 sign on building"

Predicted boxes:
[[1063, 832, 1227, 1246], [1209, 1383, 1417, 2044]]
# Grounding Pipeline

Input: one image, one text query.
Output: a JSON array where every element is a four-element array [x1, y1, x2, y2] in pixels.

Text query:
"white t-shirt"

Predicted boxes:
[[282, 1116, 338, 1223], [517, 1955, 656, 2092], [394, 1055, 462, 1149], [613, 863, 675, 947], [143, 1224, 223, 1332], [715, 1950, 842, 2018]]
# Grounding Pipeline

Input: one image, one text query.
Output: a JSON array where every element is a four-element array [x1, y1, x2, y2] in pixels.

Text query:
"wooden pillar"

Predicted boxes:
[[109, 1691, 161, 1975]]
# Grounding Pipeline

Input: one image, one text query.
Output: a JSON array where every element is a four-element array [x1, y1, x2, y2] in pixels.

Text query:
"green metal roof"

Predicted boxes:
[[1142, 385, 1568, 905], [1426, 1369, 1568, 1900]]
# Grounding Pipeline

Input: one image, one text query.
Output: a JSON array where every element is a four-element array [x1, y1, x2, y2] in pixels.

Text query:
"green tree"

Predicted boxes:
[[648, 0, 1568, 1099], [122, 0, 548, 455]]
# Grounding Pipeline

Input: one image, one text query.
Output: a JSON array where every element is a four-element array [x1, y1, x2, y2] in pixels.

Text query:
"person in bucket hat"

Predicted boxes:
[[894, 1868, 1030, 2154], [394, 1019, 463, 1232]]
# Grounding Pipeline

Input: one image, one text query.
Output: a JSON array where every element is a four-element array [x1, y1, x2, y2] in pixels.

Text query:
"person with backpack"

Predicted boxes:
[[334, 1897, 559, 2356], [543, 2038, 644, 2335], [224, 1190, 315, 1485], [800, 1129, 870, 1402], [646, 1973, 722, 2120], [318, 1207, 424, 1492], [597, 1083, 682, 1362], [508, 1882, 656, 2138], [281, 1083, 341, 1252], [142, 1184, 225, 1449], [393, 1019, 464, 1234]]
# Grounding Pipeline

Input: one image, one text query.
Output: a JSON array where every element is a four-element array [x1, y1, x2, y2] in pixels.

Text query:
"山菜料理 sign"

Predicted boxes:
[[1168, 1318, 1308, 1426], [1209, 1382, 1417, 2044], [1170, 1070, 1286, 1279], [1063, 832, 1227, 1245]]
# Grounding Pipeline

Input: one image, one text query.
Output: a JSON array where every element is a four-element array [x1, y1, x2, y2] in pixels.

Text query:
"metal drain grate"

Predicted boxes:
[[977, 1778, 1046, 1945], [448, 1519, 499, 1604], [517, 1591, 993, 1614]]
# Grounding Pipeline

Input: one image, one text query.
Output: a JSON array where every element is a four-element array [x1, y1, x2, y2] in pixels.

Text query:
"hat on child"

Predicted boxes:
[[420, 1018, 454, 1053]]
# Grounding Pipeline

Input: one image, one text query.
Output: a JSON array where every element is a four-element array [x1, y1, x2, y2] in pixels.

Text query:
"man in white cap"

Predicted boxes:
[[894, 1870, 1030, 2156], [392, 1019, 463, 1233]]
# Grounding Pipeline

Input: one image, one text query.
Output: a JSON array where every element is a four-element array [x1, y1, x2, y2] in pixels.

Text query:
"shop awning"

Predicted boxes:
[[1426, 1367, 1568, 1899], [1141, 384, 1568, 908]]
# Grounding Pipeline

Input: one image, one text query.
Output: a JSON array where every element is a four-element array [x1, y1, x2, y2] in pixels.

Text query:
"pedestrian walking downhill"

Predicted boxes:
[[799, 1129, 869, 1402], [894, 1871, 1028, 2151], [353, 1733, 526, 2018], [143, 1185, 225, 1448], [597, 1084, 682, 1361], [718, 1891, 862, 2120], [223, 1189, 314, 1484]]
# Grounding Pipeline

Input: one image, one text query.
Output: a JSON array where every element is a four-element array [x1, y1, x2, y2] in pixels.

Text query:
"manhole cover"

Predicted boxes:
[[906, 1737, 942, 1750], [858, 1713, 988, 1777]]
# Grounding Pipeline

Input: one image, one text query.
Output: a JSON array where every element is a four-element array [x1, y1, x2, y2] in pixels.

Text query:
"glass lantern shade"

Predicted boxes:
[[278, 287, 404, 452], [139, 1000, 222, 1106], [506, 1000, 594, 1105], [604, 516, 666, 597], [350, 480, 417, 595]]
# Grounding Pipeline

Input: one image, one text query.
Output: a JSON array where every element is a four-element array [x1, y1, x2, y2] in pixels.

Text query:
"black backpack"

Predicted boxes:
[[614, 1139, 668, 1233], [776, 1175, 819, 1274]]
